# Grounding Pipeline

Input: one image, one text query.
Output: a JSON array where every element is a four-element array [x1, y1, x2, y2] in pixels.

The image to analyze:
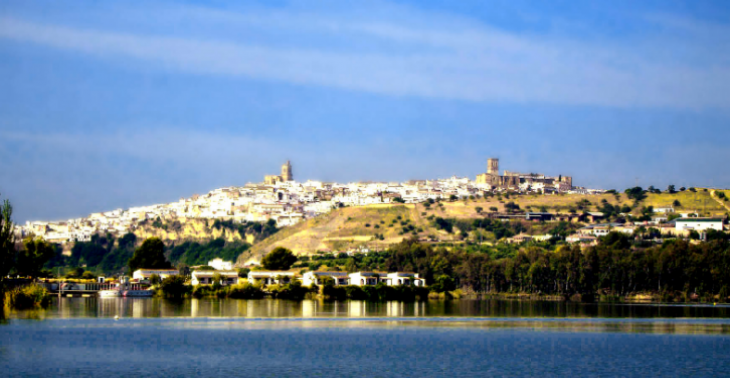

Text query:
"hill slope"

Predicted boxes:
[[237, 189, 729, 264]]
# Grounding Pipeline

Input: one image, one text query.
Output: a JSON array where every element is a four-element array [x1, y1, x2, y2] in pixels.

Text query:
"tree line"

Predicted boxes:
[[377, 234, 730, 301]]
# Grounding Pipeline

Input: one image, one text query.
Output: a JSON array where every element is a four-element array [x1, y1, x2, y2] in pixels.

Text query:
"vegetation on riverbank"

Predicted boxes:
[[321, 283, 430, 301], [4, 285, 51, 310]]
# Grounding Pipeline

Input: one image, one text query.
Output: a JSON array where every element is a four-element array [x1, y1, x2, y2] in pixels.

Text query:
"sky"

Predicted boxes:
[[1, 0, 729, 223]]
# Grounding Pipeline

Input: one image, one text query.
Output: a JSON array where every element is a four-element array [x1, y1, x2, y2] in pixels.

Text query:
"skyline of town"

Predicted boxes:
[[18, 158, 602, 240]]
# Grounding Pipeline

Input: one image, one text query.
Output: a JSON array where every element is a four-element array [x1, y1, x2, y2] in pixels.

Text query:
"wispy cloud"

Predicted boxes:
[[0, 2, 728, 109]]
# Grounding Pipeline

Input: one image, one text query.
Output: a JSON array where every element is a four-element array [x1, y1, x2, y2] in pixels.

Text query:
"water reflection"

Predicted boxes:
[[24, 297, 730, 321]]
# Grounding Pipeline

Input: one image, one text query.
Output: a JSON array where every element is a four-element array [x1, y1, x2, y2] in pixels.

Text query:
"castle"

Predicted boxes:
[[264, 160, 293, 185], [476, 158, 572, 191]]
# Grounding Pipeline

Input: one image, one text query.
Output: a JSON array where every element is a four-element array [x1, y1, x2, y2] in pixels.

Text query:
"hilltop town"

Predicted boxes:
[[21, 159, 595, 244]]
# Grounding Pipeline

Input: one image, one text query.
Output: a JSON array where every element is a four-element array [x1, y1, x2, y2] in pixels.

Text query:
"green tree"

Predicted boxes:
[[261, 247, 297, 270], [65, 267, 86, 279], [149, 273, 162, 285], [0, 198, 16, 318], [475, 206, 483, 214], [15, 237, 55, 279], [128, 238, 172, 273], [237, 268, 251, 278], [160, 275, 188, 298]]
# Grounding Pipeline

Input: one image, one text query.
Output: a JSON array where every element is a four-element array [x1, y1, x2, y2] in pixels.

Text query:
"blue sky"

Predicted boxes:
[[1, 0, 729, 222]]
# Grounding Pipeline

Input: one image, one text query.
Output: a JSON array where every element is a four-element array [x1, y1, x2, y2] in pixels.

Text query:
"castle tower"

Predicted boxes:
[[281, 160, 293, 181], [487, 158, 499, 176]]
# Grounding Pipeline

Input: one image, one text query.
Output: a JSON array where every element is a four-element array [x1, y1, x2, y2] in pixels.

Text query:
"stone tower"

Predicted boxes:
[[281, 160, 293, 181], [487, 158, 499, 176]]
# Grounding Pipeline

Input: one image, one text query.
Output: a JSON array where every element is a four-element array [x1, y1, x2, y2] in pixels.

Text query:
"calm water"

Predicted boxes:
[[3, 298, 730, 377]]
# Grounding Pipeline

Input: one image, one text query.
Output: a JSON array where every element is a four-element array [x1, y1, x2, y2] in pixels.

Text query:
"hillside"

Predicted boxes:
[[131, 218, 250, 244], [237, 189, 729, 264]]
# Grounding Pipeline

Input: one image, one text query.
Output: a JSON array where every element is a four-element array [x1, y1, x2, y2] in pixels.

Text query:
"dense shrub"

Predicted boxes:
[[268, 281, 314, 300], [321, 284, 428, 301], [227, 283, 265, 299], [159, 275, 190, 298], [6, 285, 51, 310]]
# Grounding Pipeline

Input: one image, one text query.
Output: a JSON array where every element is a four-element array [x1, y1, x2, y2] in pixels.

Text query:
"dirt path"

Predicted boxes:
[[710, 190, 730, 213]]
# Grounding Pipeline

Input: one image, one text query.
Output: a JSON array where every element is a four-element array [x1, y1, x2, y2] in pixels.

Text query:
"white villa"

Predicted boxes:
[[301, 271, 350, 286], [382, 272, 425, 287], [208, 258, 233, 271], [675, 218, 724, 232], [132, 269, 179, 281], [247, 271, 296, 285], [191, 270, 240, 286], [346, 272, 425, 287], [348, 272, 382, 286]]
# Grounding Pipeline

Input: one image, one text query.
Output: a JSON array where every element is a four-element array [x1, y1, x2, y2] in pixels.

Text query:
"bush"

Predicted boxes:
[[160, 275, 190, 298], [6, 285, 51, 310], [268, 281, 313, 300], [228, 283, 265, 299], [192, 285, 213, 298]]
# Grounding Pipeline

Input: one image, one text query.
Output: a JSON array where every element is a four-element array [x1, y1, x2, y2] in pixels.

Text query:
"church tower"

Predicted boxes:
[[281, 160, 293, 181], [487, 158, 499, 176]]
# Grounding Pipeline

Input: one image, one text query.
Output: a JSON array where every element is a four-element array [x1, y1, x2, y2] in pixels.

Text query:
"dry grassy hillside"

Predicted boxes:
[[237, 189, 729, 264], [132, 218, 248, 244]]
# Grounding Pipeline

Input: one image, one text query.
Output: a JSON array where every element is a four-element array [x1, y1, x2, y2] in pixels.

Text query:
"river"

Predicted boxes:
[[2, 298, 730, 377]]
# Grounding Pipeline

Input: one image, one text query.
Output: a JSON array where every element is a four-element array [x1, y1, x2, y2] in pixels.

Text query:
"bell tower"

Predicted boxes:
[[281, 160, 293, 181], [487, 158, 499, 176]]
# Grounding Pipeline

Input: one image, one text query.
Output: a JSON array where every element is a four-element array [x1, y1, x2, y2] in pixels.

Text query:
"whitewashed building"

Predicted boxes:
[[132, 269, 179, 280], [302, 271, 349, 286], [208, 258, 233, 271], [247, 271, 295, 285], [675, 218, 724, 232], [191, 270, 239, 285]]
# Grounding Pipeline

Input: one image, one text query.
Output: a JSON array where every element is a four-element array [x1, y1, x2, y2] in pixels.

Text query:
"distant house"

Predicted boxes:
[[132, 269, 179, 281], [247, 271, 295, 285], [348, 272, 384, 286], [675, 218, 723, 232], [525, 212, 555, 222], [302, 271, 349, 286], [506, 233, 534, 244], [191, 270, 239, 286], [566, 234, 598, 244], [585, 212, 605, 223], [654, 207, 675, 214], [208, 258, 233, 271], [383, 272, 425, 287]]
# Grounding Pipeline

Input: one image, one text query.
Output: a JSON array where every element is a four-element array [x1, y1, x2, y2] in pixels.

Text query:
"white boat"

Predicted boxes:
[[98, 277, 153, 298], [122, 290, 153, 297], [99, 289, 122, 298]]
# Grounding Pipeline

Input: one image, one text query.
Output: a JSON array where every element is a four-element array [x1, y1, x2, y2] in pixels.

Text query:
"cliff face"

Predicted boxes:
[[131, 218, 245, 244]]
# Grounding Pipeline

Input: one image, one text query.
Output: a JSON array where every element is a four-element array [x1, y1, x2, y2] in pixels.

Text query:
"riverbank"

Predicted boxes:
[[3, 285, 51, 314], [467, 290, 727, 304]]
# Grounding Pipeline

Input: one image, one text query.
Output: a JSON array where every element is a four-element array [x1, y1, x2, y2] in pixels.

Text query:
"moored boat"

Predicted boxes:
[[99, 289, 122, 298], [98, 276, 153, 298]]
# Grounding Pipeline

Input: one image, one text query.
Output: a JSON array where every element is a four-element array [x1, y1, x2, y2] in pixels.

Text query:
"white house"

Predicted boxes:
[[191, 270, 239, 285], [654, 207, 675, 214], [348, 272, 385, 286], [566, 234, 598, 244], [384, 272, 425, 287], [208, 258, 233, 271], [132, 269, 179, 280], [302, 271, 349, 286], [247, 271, 295, 285], [675, 218, 724, 232]]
